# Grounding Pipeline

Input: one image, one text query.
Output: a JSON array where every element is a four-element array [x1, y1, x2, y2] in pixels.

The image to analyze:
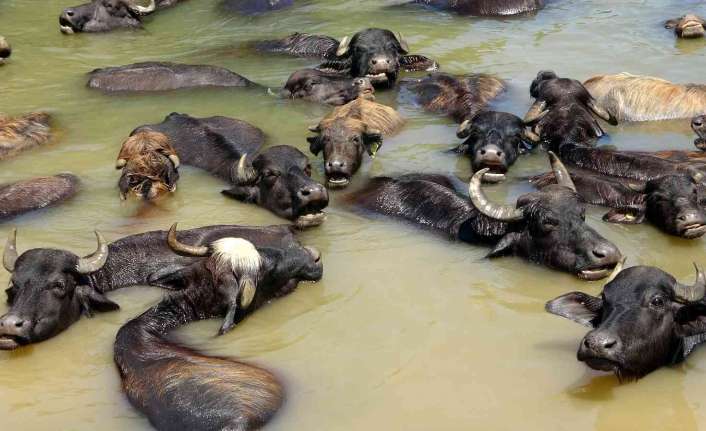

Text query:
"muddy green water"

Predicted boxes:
[[2, 0, 706, 429]]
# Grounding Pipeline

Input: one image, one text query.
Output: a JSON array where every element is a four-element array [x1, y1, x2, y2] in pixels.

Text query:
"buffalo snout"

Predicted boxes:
[[578, 330, 622, 370], [676, 208, 706, 238], [0, 313, 30, 349]]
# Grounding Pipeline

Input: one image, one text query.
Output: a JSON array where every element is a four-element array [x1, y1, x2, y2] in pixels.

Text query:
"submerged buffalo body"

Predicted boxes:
[[584, 73, 706, 122], [401, 72, 506, 123], [524, 71, 617, 151], [349, 154, 622, 279], [0, 112, 52, 161], [666, 14, 705, 38], [308, 97, 404, 188], [114, 224, 322, 431], [0, 174, 80, 222], [0, 224, 303, 350], [135, 113, 328, 227], [59, 0, 177, 34], [455, 111, 538, 182], [258, 28, 438, 87], [411, 0, 544, 16], [547, 264, 706, 380], [693, 115, 706, 150], [281, 69, 374, 106], [221, 0, 294, 15], [87, 62, 257, 93], [0, 37, 11, 64]]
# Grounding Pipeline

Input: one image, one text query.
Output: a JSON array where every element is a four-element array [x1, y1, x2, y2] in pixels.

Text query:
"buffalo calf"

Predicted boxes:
[[116, 130, 180, 200], [0, 112, 52, 161], [666, 14, 705, 38]]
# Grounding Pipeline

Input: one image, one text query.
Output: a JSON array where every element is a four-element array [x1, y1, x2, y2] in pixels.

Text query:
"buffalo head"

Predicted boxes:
[[281, 69, 374, 106], [116, 130, 180, 201], [59, 0, 156, 34], [455, 111, 538, 182], [0, 230, 116, 350], [223, 146, 329, 228], [471, 152, 622, 279], [547, 264, 706, 380], [666, 15, 706, 38], [333, 28, 410, 87]]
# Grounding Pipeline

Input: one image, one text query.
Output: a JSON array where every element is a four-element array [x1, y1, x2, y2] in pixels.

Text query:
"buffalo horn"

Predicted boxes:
[[167, 223, 209, 256], [336, 36, 351, 57], [523, 127, 541, 143], [456, 119, 472, 139], [396, 32, 410, 53], [674, 263, 706, 303], [308, 124, 320, 133], [115, 158, 127, 169], [523, 100, 548, 124], [548, 151, 577, 192], [3, 229, 18, 272], [606, 256, 627, 284], [128, 0, 156, 15], [231, 154, 258, 185], [469, 168, 524, 221], [168, 154, 180, 168], [76, 231, 109, 274], [587, 100, 616, 124]]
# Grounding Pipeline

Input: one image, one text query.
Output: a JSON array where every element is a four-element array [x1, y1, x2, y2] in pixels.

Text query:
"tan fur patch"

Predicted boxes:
[[318, 97, 404, 135], [584, 73, 706, 121], [0, 112, 52, 160]]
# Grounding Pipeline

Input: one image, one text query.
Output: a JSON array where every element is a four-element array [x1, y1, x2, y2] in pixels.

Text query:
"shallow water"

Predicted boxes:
[[2, 0, 706, 429]]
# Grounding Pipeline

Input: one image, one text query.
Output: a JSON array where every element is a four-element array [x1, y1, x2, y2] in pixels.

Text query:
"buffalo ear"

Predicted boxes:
[[399, 54, 438, 72], [76, 285, 119, 318], [545, 292, 602, 328], [675, 303, 706, 337], [603, 209, 645, 224], [363, 130, 383, 157], [486, 232, 521, 258], [222, 186, 259, 203], [307, 136, 323, 156]]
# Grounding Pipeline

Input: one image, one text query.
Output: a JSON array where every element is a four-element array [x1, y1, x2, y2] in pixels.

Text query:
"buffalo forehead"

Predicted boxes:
[[258, 146, 308, 170], [14, 249, 76, 278], [604, 266, 676, 301]]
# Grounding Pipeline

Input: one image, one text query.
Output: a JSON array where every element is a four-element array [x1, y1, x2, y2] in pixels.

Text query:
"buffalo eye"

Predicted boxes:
[[649, 296, 666, 309]]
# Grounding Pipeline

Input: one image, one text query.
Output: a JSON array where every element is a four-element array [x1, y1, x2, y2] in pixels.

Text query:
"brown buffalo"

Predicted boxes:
[[307, 97, 404, 188], [584, 73, 706, 122], [0, 112, 52, 161], [0, 174, 80, 221], [116, 130, 180, 200]]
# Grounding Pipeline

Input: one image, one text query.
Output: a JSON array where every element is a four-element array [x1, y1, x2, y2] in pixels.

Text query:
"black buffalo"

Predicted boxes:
[[693, 115, 706, 150], [409, 0, 544, 16], [87, 62, 258, 93], [455, 111, 538, 182], [280, 69, 374, 105], [349, 153, 622, 279], [532, 164, 706, 239], [547, 264, 706, 380], [59, 0, 178, 34], [134, 113, 329, 228], [0, 224, 307, 350], [114, 223, 322, 431], [256, 28, 438, 87], [524, 71, 617, 151]]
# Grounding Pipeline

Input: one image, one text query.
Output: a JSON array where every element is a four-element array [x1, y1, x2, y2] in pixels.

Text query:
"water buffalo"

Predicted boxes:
[[349, 153, 622, 279], [257, 28, 439, 87], [0, 224, 306, 350], [0, 112, 52, 161], [221, 0, 294, 15], [0, 37, 11, 64], [524, 71, 617, 151], [134, 113, 329, 228], [694, 115, 706, 150], [114, 223, 322, 431], [532, 164, 706, 239], [116, 130, 180, 200], [87, 62, 257, 93], [584, 73, 706, 122], [409, 0, 544, 16], [59, 0, 178, 34], [401, 72, 506, 123], [307, 97, 404, 188], [455, 111, 538, 183], [280, 69, 374, 106], [546, 263, 706, 380], [666, 14, 705, 39], [0, 174, 80, 222]]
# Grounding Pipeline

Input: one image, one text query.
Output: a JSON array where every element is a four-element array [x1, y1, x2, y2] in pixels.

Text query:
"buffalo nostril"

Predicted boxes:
[[14, 320, 24, 328], [603, 339, 617, 349], [300, 189, 311, 197], [371, 59, 378, 65], [592, 249, 607, 259], [66, 9, 75, 17], [496, 150, 503, 157], [480, 149, 486, 155], [584, 339, 591, 349]]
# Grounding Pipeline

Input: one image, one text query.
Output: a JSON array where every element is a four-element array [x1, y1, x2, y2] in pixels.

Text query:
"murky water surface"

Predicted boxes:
[[2, 0, 706, 429]]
